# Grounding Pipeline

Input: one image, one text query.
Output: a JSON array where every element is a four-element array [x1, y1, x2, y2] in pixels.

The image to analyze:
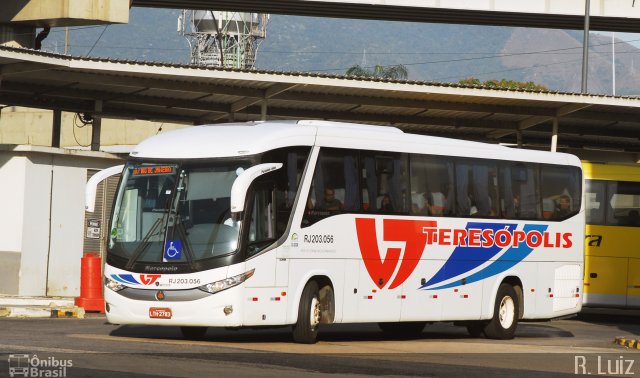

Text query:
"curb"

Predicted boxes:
[[51, 307, 85, 319], [0, 306, 85, 318], [614, 337, 640, 349]]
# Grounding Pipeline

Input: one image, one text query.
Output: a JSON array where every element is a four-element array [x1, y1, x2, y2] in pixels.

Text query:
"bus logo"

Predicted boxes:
[[110, 274, 161, 286], [355, 218, 435, 290]]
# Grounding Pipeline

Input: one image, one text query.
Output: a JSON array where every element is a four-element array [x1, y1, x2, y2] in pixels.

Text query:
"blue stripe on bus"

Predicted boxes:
[[114, 274, 140, 284], [422, 223, 548, 290], [421, 222, 515, 288]]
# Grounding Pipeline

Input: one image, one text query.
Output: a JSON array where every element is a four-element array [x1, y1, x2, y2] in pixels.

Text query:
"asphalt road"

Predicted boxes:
[[1, 309, 640, 377]]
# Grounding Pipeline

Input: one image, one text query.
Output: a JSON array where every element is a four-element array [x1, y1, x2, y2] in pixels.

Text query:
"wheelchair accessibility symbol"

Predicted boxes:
[[164, 240, 182, 260]]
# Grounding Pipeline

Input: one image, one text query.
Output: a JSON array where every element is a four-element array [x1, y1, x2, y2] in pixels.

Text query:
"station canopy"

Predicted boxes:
[[0, 45, 640, 153]]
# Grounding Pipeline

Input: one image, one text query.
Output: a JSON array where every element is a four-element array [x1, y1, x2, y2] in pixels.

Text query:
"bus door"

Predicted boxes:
[[243, 180, 288, 325]]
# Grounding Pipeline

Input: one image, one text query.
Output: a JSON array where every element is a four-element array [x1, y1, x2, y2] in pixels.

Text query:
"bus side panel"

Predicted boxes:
[[399, 259, 443, 322], [243, 249, 290, 326], [627, 258, 640, 307], [583, 224, 640, 307], [527, 261, 582, 318]]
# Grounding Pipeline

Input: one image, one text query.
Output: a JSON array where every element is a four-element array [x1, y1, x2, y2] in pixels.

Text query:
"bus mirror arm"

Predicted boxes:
[[230, 163, 283, 213], [85, 165, 124, 212]]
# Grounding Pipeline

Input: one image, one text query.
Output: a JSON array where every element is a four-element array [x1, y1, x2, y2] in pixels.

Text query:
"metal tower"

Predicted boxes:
[[178, 10, 269, 69]]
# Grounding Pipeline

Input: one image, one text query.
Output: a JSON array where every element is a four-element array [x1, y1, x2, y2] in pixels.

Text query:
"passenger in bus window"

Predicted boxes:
[[380, 194, 393, 213], [317, 188, 342, 211], [425, 192, 446, 216], [554, 195, 571, 218], [512, 193, 521, 218]]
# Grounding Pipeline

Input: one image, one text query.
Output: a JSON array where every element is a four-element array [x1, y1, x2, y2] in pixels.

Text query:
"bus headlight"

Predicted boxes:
[[198, 269, 255, 294], [104, 276, 126, 292]]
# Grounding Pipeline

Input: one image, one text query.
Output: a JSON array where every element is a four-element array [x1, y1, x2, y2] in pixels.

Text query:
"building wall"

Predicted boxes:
[[19, 153, 53, 296], [0, 146, 123, 297], [0, 107, 187, 147], [0, 107, 187, 298], [0, 154, 27, 294], [1, 0, 129, 26]]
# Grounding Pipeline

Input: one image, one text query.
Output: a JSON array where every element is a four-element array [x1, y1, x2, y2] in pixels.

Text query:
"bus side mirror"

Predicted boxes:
[[230, 163, 282, 213], [85, 165, 124, 212]]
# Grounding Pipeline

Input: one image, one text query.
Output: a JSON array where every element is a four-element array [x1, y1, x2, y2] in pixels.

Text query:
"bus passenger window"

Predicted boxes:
[[409, 154, 452, 216], [500, 163, 539, 220], [541, 165, 581, 221], [361, 152, 408, 215], [585, 180, 605, 224], [607, 181, 640, 227], [456, 161, 498, 218], [302, 148, 360, 227]]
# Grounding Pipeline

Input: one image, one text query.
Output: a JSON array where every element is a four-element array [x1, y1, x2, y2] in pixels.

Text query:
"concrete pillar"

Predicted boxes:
[[51, 110, 61, 148], [91, 101, 102, 151], [260, 100, 267, 121], [551, 118, 558, 152]]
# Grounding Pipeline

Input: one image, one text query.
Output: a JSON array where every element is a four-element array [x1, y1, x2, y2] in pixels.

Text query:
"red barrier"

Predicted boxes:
[[74, 253, 105, 313]]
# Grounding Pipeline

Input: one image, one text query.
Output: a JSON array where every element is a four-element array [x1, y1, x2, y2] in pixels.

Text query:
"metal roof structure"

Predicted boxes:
[[131, 0, 640, 33], [0, 45, 639, 153]]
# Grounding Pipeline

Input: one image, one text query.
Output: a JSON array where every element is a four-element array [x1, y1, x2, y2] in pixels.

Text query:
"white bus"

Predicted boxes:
[[88, 120, 584, 343]]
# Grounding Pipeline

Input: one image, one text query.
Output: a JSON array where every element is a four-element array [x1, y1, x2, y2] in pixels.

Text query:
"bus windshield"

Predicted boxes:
[[109, 161, 250, 266]]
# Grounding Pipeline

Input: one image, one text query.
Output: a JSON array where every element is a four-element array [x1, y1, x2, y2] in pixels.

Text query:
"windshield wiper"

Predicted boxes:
[[125, 215, 166, 270]]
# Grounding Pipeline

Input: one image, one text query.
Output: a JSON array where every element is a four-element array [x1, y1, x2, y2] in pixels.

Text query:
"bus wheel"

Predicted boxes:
[[180, 326, 207, 340], [378, 322, 426, 337], [484, 283, 519, 340], [292, 280, 321, 344]]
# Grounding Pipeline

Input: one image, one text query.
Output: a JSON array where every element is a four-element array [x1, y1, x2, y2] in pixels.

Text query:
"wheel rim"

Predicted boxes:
[[498, 296, 515, 329], [309, 296, 321, 330]]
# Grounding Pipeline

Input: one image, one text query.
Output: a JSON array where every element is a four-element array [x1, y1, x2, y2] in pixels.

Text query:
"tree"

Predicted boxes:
[[458, 77, 548, 91], [346, 64, 409, 80]]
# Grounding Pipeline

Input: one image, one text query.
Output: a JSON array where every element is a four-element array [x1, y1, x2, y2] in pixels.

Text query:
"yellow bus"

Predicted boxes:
[[583, 161, 640, 308]]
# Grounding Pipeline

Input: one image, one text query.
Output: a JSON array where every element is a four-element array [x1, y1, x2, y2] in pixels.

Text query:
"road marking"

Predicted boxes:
[[0, 342, 104, 354], [67, 333, 621, 355]]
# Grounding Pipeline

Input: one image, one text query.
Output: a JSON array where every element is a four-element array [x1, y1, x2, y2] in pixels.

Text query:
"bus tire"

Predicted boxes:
[[484, 283, 519, 340], [292, 280, 321, 344], [180, 326, 207, 340], [378, 322, 426, 337]]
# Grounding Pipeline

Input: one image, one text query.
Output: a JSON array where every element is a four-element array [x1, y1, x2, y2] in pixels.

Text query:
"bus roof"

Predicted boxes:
[[130, 120, 581, 166]]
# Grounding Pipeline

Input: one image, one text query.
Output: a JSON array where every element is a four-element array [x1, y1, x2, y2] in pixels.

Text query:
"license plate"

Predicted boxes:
[[149, 307, 172, 319]]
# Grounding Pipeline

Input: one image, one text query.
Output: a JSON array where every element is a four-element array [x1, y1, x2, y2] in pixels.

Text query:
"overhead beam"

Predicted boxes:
[[273, 91, 558, 116], [12, 69, 266, 98], [0, 81, 230, 113], [130, 1, 640, 33], [0, 62, 55, 76], [240, 105, 519, 129], [229, 83, 298, 113]]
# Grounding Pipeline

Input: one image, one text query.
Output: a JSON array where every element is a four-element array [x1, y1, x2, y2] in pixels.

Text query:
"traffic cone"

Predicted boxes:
[[74, 253, 105, 313]]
